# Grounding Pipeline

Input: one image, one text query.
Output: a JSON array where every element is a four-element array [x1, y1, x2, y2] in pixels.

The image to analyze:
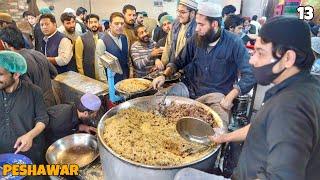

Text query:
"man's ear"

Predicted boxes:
[[283, 50, 296, 68], [13, 73, 20, 80], [190, 10, 196, 18], [211, 20, 218, 30]]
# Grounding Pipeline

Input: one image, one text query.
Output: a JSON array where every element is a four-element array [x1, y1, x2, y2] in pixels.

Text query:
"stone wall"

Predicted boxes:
[[0, 0, 28, 21]]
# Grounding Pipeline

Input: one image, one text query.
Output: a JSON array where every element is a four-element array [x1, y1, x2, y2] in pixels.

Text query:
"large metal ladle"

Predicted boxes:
[[176, 117, 215, 146]]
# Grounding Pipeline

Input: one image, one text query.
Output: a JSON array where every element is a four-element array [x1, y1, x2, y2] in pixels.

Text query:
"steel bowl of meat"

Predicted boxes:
[[145, 71, 181, 82], [46, 133, 99, 168], [97, 96, 225, 180]]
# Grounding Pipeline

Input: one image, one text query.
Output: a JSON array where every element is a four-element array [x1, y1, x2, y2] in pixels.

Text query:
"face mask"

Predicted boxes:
[[252, 58, 285, 86]]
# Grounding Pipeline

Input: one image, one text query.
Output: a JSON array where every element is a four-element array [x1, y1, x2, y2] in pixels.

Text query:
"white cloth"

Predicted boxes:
[[250, 20, 261, 34], [75, 17, 85, 35], [174, 168, 230, 180], [197, 2, 222, 18], [55, 38, 73, 66], [95, 39, 108, 83], [179, 0, 198, 10]]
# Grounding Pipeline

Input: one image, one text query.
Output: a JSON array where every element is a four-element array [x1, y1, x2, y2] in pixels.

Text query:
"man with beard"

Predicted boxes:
[[131, 25, 164, 77], [58, 12, 79, 43], [176, 16, 320, 180], [152, 2, 255, 125], [161, 0, 198, 66], [123, 4, 138, 48], [96, 12, 130, 84], [75, 14, 104, 79], [0, 51, 49, 165], [0, 26, 58, 107], [58, 12, 80, 72], [45, 93, 101, 147], [40, 14, 73, 74]]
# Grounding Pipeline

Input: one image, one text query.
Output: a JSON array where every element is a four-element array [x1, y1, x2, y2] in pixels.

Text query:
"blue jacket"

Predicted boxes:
[[41, 31, 69, 74], [168, 29, 256, 99], [169, 18, 197, 63]]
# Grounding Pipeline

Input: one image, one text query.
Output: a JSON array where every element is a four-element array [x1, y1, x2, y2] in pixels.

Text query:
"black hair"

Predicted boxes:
[[134, 24, 145, 36], [122, 4, 136, 14], [205, 16, 222, 27], [142, 12, 148, 17], [158, 12, 168, 22], [76, 7, 87, 16], [39, 13, 56, 23], [22, 11, 35, 18], [222, 5, 236, 16], [252, 15, 258, 21], [261, 37, 314, 71], [85, 14, 100, 23], [136, 12, 143, 16], [77, 101, 94, 113], [224, 14, 244, 30], [49, 5, 55, 11], [103, 20, 110, 30], [109, 12, 124, 23], [60, 12, 76, 23], [311, 25, 319, 36], [186, 6, 197, 13], [0, 26, 25, 49]]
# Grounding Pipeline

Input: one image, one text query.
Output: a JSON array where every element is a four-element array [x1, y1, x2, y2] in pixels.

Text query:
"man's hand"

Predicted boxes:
[[47, 57, 57, 65], [150, 48, 163, 57], [152, 75, 166, 89], [220, 88, 239, 110], [14, 133, 34, 154], [220, 96, 234, 110], [78, 124, 97, 134], [208, 128, 229, 144], [154, 59, 164, 71], [208, 134, 229, 144]]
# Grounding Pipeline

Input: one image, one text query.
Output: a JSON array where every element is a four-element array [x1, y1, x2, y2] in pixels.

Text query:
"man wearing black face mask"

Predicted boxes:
[[205, 16, 320, 180], [152, 2, 255, 125]]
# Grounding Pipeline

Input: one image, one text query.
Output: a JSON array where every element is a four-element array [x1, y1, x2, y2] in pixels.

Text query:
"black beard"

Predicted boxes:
[[195, 29, 216, 49], [66, 28, 75, 34]]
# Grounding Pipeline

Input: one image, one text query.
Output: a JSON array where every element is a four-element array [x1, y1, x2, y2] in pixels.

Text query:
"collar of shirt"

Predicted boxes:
[[208, 29, 223, 47], [263, 70, 309, 103], [108, 30, 120, 40], [43, 30, 58, 42], [76, 17, 83, 23]]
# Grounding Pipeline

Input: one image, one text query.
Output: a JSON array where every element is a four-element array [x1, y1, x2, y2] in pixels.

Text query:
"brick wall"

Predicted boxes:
[[0, 0, 28, 21]]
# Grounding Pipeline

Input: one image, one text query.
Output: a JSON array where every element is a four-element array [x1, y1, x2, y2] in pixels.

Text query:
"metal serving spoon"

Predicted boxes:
[[176, 117, 215, 146]]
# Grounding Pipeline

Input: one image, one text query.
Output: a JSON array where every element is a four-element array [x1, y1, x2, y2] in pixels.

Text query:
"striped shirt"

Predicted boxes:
[[131, 40, 158, 77]]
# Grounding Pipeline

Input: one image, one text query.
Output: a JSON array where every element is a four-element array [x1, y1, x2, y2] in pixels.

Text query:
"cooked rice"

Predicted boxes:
[[117, 79, 151, 93], [103, 107, 217, 166]]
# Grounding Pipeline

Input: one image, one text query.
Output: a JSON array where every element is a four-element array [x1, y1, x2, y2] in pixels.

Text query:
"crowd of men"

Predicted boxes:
[[0, 0, 320, 179]]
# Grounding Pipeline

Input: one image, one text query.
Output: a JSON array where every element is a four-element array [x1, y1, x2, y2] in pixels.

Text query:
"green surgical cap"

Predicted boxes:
[[0, 51, 27, 74], [160, 15, 174, 27], [39, 7, 52, 15]]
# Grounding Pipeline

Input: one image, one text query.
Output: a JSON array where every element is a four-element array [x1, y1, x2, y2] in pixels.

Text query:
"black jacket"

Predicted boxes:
[[234, 72, 320, 180]]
